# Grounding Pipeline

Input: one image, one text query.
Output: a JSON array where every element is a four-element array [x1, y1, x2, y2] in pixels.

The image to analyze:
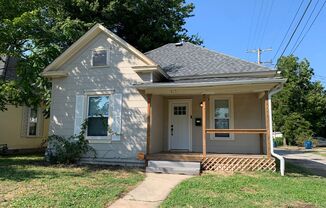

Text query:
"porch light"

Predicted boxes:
[[200, 102, 203, 108]]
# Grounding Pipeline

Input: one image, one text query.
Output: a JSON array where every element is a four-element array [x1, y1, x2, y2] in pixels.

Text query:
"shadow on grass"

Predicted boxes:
[[276, 160, 325, 178], [0, 154, 144, 182]]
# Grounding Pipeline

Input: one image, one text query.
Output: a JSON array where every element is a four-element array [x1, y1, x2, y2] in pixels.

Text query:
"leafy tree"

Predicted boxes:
[[0, 0, 202, 115], [282, 113, 312, 146], [273, 55, 326, 144]]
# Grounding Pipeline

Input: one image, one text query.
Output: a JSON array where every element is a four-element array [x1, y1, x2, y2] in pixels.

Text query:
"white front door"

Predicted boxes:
[[169, 100, 192, 151]]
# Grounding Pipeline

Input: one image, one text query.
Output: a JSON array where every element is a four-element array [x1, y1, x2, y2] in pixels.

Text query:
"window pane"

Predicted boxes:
[[214, 100, 229, 118], [87, 117, 108, 136], [215, 118, 230, 138], [29, 108, 38, 122], [92, 50, 107, 66], [29, 123, 37, 136], [88, 96, 109, 116]]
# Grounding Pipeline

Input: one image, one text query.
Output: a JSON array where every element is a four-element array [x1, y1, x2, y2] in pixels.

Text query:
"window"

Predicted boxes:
[[210, 96, 234, 140], [174, 106, 186, 115], [27, 108, 38, 136], [92, 49, 107, 66], [87, 96, 109, 137]]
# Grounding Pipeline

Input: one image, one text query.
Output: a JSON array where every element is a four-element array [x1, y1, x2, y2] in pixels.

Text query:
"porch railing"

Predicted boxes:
[[205, 129, 267, 134]]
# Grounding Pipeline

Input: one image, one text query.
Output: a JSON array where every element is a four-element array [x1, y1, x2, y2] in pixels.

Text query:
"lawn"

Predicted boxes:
[[0, 155, 144, 208], [162, 163, 326, 208]]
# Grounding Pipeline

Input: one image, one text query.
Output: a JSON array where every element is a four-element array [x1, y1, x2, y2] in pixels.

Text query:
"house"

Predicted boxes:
[[0, 56, 49, 153], [42, 24, 286, 175]]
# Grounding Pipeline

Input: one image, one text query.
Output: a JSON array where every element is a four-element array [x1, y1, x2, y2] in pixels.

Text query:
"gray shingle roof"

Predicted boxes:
[[145, 42, 274, 78], [0, 56, 18, 80]]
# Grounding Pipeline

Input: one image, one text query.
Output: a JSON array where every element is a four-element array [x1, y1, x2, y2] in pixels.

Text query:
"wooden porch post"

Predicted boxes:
[[202, 94, 207, 159], [264, 92, 271, 158], [146, 94, 152, 155]]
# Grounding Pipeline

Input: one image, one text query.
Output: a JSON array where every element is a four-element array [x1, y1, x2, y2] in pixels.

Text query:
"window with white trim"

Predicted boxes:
[[87, 96, 110, 137], [27, 108, 38, 136], [92, 49, 108, 66], [210, 96, 234, 140]]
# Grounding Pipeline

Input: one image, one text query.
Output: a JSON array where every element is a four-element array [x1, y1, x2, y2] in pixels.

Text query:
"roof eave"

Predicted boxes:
[[135, 78, 287, 90]]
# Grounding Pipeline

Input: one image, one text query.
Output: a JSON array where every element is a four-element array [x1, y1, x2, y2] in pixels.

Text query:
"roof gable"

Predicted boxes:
[[43, 24, 156, 75], [145, 42, 274, 78]]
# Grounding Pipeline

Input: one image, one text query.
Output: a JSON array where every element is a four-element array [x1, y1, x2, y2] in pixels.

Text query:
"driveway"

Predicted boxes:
[[275, 148, 326, 177]]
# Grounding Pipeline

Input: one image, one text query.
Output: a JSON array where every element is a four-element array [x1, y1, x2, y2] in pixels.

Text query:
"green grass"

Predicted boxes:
[[162, 162, 326, 208], [0, 154, 144, 208]]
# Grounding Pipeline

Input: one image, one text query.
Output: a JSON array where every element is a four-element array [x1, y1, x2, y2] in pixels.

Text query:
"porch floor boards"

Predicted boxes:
[[147, 152, 266, 162]]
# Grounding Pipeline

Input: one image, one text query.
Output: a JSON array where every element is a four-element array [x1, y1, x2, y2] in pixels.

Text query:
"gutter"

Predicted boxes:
[[268, 84, 285, 176]]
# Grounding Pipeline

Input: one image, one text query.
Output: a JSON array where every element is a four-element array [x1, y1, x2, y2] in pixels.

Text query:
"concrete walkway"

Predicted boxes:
[[275, 148, 326, 177], [109, 173, 192, 208]]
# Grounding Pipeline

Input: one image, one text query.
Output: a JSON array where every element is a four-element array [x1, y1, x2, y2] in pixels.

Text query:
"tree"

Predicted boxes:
[[0, 0, 202, 115], [273, 55, 326, 144]]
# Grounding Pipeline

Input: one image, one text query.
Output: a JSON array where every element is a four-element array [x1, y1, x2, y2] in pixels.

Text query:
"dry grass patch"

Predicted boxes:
[[0, 155, 144, 208]]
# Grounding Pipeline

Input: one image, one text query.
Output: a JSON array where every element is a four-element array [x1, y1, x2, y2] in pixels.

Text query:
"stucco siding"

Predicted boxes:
[[0, 105, 49, 149], [150, 95, 164, 153], [49, 32, 148, 164]]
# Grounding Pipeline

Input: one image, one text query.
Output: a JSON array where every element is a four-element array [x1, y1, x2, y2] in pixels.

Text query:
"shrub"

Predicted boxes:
[[274, 137, 283, 146], [45, 119, 96, 164], [282, 113, 313, 146]]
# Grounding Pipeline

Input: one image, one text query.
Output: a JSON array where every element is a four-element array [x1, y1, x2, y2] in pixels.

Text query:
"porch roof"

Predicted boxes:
[[135, 77, 286, 94]]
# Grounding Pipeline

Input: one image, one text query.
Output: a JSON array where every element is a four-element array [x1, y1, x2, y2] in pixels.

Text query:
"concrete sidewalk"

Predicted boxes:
[[275, 148, 326, 177], [109, 173, 192, 208]]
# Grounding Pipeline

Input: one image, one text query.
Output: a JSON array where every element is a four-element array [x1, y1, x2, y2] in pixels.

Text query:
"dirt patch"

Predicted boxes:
[[284, 201, 316, 208]]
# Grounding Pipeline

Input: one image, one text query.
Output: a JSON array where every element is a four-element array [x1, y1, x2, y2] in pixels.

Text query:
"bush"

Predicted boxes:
[[45, 119, 96, 164], [274, 137, 283, 146], [282, 113, 313, 146]]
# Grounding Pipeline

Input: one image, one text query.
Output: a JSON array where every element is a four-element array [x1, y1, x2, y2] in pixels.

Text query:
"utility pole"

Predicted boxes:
[[246, 48, 272, 65]]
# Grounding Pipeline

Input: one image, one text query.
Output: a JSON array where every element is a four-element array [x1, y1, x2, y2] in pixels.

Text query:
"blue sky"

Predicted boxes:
[[185, 0, 326, 86]]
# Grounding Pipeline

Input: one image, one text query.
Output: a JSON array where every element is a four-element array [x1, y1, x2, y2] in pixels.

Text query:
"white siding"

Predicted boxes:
[[49, 32, 148, 165]]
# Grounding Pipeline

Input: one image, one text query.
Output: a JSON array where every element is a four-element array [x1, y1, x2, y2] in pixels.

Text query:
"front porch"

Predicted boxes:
[[140, 82, 281, 173]]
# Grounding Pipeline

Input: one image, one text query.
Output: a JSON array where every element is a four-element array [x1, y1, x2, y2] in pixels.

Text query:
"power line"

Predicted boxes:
[[279, 0, 313, 58], [257, 0, 275, 47], [272, 0, 305, 61], [246, 0, 258, 51], [289, 0, 321, 54], [291, 0, 326, 54], [251, 0, 265, 49]]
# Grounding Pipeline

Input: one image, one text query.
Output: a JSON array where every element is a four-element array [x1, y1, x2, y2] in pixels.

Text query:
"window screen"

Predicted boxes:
[[92, 50, 107, 66], [87, 96, 109, 136], [214, 100, 230, 138], [28, 108, 38, 136]]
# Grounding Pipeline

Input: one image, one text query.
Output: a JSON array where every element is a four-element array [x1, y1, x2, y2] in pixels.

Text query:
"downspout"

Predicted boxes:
[[268, 84, 285, 176]]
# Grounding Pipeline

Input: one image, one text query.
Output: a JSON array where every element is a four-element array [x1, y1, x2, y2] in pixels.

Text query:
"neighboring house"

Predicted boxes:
[[0, 56, 49, 152], [42, 24, 286, 175]]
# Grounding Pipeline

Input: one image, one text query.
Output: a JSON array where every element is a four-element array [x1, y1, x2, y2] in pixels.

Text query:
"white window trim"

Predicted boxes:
[[27, 107, 38, 137], [209, 95, 235, 140], [91, 48, 109, 67], [85, 93, 112, 142]]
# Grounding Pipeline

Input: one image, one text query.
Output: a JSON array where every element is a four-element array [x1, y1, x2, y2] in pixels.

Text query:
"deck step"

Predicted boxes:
[[146, 160, 200, 175]]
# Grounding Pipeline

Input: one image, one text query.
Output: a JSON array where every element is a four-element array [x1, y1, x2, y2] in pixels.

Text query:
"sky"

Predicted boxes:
[[185, 0, 326, 86]]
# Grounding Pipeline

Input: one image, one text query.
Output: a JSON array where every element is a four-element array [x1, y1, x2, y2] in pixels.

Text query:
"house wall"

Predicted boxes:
[[49, 33, 148, 165], [0, 105, 49, 150], [160, 93, 264, 154], [150, 95, 164, 153]]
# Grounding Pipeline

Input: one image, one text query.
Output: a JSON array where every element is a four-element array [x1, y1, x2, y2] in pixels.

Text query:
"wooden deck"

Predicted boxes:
[[146, 152, 276, 172]]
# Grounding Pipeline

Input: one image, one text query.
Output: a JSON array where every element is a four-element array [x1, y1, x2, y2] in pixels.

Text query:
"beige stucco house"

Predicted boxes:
[[42, 24, 286, 175]]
